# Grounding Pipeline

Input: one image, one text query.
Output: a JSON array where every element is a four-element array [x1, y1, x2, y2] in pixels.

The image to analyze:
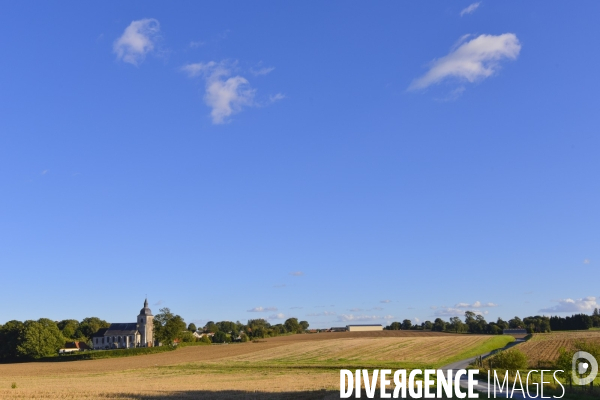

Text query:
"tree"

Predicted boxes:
[[77, 317, 110, 341], [284, 318, 300, 333], [423, 320, 433, 330], [496, 318, 509, 330], [57, 319, 80, 340], [17, 319, 64, 359], [179, 331, 195, 343], [0, 320, 24, 360], [449, 317, 465, 333], [204, 321, 219, 333], [187, 323, 197, 332], [212, 331, 231, 343], [299, 321, 309, 331], [153, 308, 187, 346], [432, 318, 446, 332], [508, 316, 523, 329], [401, 319, 412, 330], [217, 321, 239, 335], [388, 322, 402, 330]]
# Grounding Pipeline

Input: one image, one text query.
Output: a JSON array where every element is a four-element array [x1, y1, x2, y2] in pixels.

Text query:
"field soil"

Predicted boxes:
[[0, 331, 506, 399], [519, 330, 600, 368]]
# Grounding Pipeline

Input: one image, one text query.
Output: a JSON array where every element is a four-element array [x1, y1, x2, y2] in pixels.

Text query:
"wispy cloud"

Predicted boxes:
[[584, 259, 591, 264], [247, 306, 278, 313], [189, 40, 205, 48], [338, 314, 391, 322], [250, 66, 275, 76], [290, 306, 303, 310], [540, 297, 599, 313], [434, 307, 487, 317], [460, 2, 481, 16], [273, 284, 286, 288], [114, 18, 160, 66], [153, 300, 164, 306], [409, 33, 521, 91], [269, 93, 286, 103], [268, 313, 285, 320], [380, 300, 391, 304], [306, 311, 336, 317], [41, 170, 48, 175], [290, 271, 304, 277]]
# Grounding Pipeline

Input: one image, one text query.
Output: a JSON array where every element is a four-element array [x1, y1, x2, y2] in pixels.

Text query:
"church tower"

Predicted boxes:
[[137, 298, 154, 347]]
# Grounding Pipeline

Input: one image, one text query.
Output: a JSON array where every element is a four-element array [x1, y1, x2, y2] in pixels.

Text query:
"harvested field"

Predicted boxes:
[[0, 331, 509, 399], [519, 331, 600, 368]]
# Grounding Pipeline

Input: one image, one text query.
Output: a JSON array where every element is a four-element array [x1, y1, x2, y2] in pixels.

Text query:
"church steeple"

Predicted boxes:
[[144, 298, 148, 308]]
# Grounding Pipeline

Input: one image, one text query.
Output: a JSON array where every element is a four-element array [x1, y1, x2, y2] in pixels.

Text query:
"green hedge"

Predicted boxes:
[[46, 345, 177, 361]]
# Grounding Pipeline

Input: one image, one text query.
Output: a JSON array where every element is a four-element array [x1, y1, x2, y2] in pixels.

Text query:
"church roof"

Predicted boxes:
[[91, 328, 109, 338], [104, 323, 140, 336], [139, 298, 153, 316]]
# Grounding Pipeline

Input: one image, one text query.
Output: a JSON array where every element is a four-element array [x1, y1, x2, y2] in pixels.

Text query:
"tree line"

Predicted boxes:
[[0, 308, 309, 361], [385, 308, 600, 334], [0, 317, 110, 360]]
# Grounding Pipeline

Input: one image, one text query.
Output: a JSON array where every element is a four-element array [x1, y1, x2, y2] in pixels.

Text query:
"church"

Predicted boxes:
[[91, 299, 155, 350]]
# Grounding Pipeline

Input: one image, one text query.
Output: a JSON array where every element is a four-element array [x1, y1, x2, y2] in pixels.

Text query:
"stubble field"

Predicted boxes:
[[518, 330, 600, 368], [0, 331, 512, 399]]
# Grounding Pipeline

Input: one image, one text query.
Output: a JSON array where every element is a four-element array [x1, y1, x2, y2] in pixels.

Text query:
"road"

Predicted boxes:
[[439, 338, 534, 399]]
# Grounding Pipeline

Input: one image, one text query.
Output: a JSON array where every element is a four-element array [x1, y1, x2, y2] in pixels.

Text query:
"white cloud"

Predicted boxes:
[[290, 306, 303, 310], [114, 19, 160, 66], [290, 271, 304, 276], [455, 301, 497, 308], [434, 307, 464, 317], [247, 306, 278, 312], [268, 313, 285, 320], [380, 299, 392, 304], [182, 61, 283, 124], [181, 61, 255, 124], [409, 33, 521, 90], [584, 259, 590, 264], [460, 2, 481, 16], [540, 297, 599, 313], [414, 317, 421, 324], [41, 170, 48, 175]]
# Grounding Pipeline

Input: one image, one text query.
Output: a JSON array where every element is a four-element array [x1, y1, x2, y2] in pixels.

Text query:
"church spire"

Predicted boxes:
[[144, 298, 148, 308]]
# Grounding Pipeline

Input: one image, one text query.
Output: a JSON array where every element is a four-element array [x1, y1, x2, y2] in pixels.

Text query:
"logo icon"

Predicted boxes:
[[572, 351, 598, 385]]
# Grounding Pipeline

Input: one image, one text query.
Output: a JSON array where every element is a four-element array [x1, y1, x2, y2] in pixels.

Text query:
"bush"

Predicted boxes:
[[486, 348, 528, 371], [200, 335, 212, 344], [240, 333, 249, 342]]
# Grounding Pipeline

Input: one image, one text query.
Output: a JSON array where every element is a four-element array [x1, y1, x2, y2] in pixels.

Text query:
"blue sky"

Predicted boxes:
[[1, 2, 599, 329]]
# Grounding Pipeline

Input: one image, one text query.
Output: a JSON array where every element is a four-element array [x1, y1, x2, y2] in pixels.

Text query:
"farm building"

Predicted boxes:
[[346, 324, 383, 332], [59, 341, 90, 354]]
